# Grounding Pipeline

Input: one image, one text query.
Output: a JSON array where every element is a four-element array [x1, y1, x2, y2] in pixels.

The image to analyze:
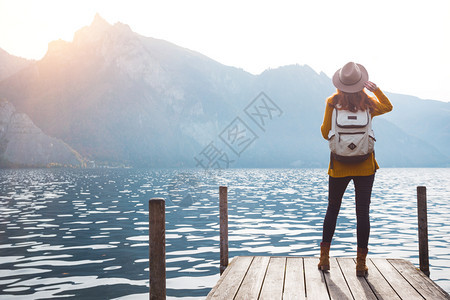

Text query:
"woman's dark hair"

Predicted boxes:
[[329, 89, 376, 112]]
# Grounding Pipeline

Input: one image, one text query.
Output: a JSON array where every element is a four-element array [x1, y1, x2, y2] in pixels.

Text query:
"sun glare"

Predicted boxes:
[[0, 0, 449, 101], [0, 0, 105, 59]]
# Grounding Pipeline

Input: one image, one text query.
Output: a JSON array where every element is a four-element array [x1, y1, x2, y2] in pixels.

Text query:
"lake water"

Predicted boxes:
[[0, 168, 449, 299]]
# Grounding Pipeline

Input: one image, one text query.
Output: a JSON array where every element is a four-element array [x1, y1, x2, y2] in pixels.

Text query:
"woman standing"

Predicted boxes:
[[318, 62, 393, 276]]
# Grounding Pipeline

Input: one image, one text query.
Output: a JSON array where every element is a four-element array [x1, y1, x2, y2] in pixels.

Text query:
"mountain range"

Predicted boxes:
[[0, 14, 449, 168]]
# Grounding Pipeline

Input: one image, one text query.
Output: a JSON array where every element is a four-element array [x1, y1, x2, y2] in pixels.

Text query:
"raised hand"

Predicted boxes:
[[364, 81, 378, 92]]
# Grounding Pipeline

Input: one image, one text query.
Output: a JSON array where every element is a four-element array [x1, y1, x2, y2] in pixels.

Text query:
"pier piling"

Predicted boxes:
[[417, 186, 430, 277], [220, 186, 229, 275], [149, 198, 166, 299]]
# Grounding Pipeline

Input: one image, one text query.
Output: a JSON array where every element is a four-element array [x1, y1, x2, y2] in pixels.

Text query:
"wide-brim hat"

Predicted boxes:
[[332, 62, 368, 93]]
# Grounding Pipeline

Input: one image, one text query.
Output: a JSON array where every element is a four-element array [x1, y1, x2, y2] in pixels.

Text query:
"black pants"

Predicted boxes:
[[321, 174, 375, 249]]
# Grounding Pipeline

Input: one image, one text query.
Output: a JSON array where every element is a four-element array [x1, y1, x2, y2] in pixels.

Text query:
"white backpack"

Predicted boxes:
[[328, 107, 375, 163]]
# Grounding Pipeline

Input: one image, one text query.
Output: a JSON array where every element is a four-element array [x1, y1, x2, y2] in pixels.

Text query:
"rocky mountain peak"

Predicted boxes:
[[92, 13, 109, 28], [73, 13, 113, 46], [41, 13, 137, 70]]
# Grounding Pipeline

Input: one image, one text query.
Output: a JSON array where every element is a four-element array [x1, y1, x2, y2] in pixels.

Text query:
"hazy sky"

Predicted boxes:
[[0, 0, 449, 102]]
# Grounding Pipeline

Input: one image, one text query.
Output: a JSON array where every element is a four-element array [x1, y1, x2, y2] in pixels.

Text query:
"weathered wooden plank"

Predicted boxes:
[[206, 256, 239, 299], [207, 256, 253, 300], [207, 256, 449, 300], [364, 258, 401, 300], [259, 257, 286, 300], [337, 258, 377, 300], [371, 258, 424, 299], [388, 259, 450, 300], [304, 257, 330, 300], [323, 257, 353, 300], [234, 256, 270, 300], [283, 257, 306, 300]]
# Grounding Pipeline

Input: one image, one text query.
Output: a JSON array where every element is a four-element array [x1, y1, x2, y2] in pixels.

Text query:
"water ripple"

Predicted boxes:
[[0, 168, 449, 298]]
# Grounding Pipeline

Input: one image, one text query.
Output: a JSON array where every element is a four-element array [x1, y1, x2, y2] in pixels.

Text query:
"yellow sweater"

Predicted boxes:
[[320, 88, 393, 177]]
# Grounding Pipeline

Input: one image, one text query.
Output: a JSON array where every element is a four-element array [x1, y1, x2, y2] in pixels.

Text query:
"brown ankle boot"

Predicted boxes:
[[318, 242, 330, 271], [356, 247, 368, 277]]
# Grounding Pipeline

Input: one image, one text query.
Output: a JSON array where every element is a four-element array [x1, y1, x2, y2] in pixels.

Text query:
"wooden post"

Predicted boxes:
[[149, 198, 166, 299], [417, 186, 430, 277], [219, 186, 229, 275]]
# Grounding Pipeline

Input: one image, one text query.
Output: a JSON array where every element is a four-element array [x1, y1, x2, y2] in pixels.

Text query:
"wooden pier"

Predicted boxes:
[[206, 256, 450, 299], [148, 186, 450, 299]]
